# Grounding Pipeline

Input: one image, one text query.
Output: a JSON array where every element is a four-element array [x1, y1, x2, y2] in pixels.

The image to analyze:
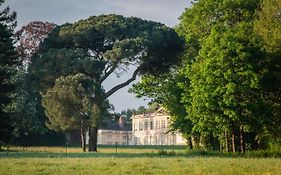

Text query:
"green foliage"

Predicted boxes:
[[254, 0, 281, 52], [42, 73, 101, 131], [176, 0, 281, 150], [0, 0, 19, 144], [5, 70, 42, 137], [132, 0, 281, 151], [131, 71, 193, 136], [254, 0, 281, 140], [31, 14, 183, 93], [185, 23, 264, 134]]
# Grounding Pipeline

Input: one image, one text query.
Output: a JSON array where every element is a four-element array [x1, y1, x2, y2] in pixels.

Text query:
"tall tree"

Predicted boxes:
[[42, 73, 109, 151], [186, 24, 266, 153], [254, 0, 281, 142], [30, 14, 183, 151], [133, 0, 281, 152], [0, 0, 18, 145], [178, 0, 266, 153], [177, 0, 281, 152]]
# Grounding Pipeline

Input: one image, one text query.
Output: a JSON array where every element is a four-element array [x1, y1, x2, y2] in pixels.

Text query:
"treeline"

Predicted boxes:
[[131, 0, 281, 153]]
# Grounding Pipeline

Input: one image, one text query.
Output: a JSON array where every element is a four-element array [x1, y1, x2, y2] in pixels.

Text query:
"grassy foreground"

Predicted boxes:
[[0, 146, 280, 174], [0, 157, 280, 175]]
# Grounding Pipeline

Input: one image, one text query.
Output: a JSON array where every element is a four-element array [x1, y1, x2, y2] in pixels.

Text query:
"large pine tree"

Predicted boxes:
[[0, 0, 18, 145]]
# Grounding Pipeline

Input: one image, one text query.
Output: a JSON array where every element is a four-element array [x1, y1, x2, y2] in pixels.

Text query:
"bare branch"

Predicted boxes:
[[105, 66, 141, 98]]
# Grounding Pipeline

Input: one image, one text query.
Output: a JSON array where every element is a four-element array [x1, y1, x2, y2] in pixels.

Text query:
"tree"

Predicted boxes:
[[187, 23, 267, 153], [133, 0, 265, 151], [30, 14, 184, 151], [42, 73, 109, 151], [5, 69, 42, 138], [16, 21, 56, 68], [176, 0, 281, 152], [0, 0, 18, 145], [130, 71, 194, 149], [132, 0, 279, 152], [178, 0, 267, 153], [1, 21, 58, 146], [254, 0, 281, 142], [254, 0, 281, 52]]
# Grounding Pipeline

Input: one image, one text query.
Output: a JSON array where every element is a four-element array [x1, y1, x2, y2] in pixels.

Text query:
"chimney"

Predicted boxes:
[[119, 116, 126, 128]]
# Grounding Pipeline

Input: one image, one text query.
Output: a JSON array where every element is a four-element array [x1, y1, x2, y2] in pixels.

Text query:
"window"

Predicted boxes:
[[150, 121, 153, 130], [162, 120, 166, 129], [123, 135, 127, 140], [139, 122, 143, 131], [134, 123, 137, 131], [144, 121, 148, 130], [156, 121, 161, 129], [108, 135, 112, 139]]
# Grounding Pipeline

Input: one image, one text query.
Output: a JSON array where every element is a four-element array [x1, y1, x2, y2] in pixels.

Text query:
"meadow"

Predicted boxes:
[[0, 145, 281, 175]]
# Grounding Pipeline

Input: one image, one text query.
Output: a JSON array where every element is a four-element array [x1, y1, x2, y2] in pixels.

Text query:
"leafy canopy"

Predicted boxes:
[[31, 14, 184, 95]]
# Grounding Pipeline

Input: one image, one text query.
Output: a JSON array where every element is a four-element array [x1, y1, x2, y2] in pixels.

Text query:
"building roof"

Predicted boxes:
[[131, 107, 169, 119], [99, 118, 132, 131]]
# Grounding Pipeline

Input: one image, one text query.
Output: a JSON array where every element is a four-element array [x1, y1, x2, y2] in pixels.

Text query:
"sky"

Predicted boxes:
[[4, 0, 191, 112]]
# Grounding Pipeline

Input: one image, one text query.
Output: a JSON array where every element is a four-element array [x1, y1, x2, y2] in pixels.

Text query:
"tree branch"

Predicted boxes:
[[99, 63, 117, 84], [105, 67, 141, 98]]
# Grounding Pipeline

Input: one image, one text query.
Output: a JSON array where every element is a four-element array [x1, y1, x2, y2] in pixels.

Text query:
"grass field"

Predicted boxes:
[[0, 146, 280, 175]]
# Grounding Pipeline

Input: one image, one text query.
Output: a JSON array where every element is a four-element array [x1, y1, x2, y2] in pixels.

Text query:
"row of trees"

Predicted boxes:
[[132, 0, 281, 153]]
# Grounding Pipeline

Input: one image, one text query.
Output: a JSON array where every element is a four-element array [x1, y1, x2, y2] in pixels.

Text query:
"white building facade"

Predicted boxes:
[[131, 109, 186, 145], [83, 116, 133, 145], [97, 130, 132, 145]]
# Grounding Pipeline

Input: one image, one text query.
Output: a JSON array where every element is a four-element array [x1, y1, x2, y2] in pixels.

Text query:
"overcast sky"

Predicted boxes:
[[4, 0, 191, 112]]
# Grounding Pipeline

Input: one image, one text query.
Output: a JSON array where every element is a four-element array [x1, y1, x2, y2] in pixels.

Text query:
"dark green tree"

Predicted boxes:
[[0, 0, 18, 145], [254, 0, 281, 143], [42, 73, 109, 151], [30, 14, 183, 151]]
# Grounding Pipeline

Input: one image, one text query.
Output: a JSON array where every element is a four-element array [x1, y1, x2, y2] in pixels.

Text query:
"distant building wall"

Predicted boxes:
[[97, 130, 132, 145], [132, 110, 186, 145]]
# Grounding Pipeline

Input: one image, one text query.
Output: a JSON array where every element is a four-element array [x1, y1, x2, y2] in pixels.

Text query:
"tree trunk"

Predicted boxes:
[[81, 125, 86, 152], [88, 126, 98, 152], [240, 125, 245, 154], [225, 130, 229, 152], [232, 126, 236, 154], [209, 133, 214, 150], [188, 137, 193, 150]]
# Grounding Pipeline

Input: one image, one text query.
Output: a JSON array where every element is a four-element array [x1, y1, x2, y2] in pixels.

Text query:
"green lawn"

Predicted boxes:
[[0, 157, 280, 175], [0, 146, 280, 174]]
